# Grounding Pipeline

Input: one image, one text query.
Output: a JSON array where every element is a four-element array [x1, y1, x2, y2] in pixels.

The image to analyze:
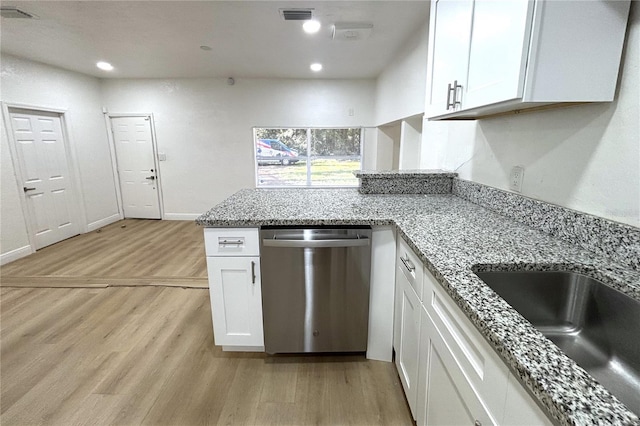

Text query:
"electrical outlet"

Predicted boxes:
[[509, 166, 524, 192]]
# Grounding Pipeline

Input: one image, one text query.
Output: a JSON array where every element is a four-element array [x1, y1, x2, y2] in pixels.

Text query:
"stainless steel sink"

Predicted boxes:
[[475, 271, 640, 415]]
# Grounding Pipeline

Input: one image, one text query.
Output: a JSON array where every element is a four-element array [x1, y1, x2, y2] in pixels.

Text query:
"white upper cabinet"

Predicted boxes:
[[465, 0, 533, 110], [427, 0, 474, 115], [426, 0, 631, 119]]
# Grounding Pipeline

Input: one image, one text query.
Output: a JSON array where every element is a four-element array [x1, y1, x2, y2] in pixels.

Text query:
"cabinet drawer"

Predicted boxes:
[[204, 228, 260, 256], [423, 269, 509, 418], [397, 236, 424, 300]]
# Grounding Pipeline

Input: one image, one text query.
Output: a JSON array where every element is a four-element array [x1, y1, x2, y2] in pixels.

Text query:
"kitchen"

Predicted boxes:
[[1, 1, 639, 425]]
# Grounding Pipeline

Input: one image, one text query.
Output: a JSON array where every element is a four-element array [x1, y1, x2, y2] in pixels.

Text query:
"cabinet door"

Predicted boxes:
[[394, 270, 421, 419], [502, 374, 553, 425], [464, 0, 534, 110], [207, 256, 264, 347], [415, 306, 432, 426], [426, 0, 474, 117], [422, 310, 497, 426]]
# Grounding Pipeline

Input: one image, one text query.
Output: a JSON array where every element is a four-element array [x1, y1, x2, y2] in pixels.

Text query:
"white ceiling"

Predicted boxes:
[[0, 1, 429, 79]]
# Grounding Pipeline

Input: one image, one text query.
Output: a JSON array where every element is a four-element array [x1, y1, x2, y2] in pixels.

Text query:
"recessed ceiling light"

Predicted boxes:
[[303, 20, 321, 34], [310, 63, 323, 72], [200, 45, 212, 51], [96, 61, 114, 71]]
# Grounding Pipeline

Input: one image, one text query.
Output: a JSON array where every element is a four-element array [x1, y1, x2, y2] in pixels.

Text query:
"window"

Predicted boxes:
[[255, 127, 362, 187]]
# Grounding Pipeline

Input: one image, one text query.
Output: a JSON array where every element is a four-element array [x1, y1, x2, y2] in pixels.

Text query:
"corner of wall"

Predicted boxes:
[[374, 19, 429, 126]]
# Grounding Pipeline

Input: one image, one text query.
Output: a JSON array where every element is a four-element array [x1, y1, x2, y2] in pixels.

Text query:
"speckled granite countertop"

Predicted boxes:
[[197, 188, 640, 425], [354, 169, 457, 178]]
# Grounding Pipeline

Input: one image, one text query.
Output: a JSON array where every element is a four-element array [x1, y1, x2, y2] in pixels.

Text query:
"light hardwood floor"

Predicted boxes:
[[0, 220, 412, 425], [1, 219, 208, 288]]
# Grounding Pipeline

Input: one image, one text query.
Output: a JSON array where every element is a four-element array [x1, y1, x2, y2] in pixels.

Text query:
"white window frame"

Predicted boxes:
[[254, 127, 364, 189]]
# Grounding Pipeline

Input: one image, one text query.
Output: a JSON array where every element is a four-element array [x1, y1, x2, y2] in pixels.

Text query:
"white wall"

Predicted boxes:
[[375, 20, 429, 126], [1, 55, 120, 260], [362, 127, 379, 170], [101, 78, 375, 217], [399, 116, 423, 170], [422, 3, 639, 227], [376, 124, 401, 170], [1, 116, 31, 261]]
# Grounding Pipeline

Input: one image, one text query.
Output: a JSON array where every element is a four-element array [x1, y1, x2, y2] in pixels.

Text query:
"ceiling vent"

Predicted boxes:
[[0, 6, 37, 19], [280, 8, 314, 21], [332, 22, 374, 41]]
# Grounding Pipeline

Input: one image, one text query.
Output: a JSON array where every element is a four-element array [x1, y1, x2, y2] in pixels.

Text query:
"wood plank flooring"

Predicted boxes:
[[1, 219, 208, 288], [1, 219, 412, 425], [0, 286, 413, 425]]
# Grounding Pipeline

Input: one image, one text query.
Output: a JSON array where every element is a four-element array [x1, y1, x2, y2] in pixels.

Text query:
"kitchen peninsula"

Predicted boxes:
[[197, 171, 640, 425]]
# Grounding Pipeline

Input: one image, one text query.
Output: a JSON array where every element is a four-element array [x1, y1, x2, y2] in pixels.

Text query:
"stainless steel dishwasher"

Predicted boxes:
[[260, 226, 372, 354]]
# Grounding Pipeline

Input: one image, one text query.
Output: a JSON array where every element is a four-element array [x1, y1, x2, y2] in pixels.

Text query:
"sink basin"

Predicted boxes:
[[475, 270, 640, 415]]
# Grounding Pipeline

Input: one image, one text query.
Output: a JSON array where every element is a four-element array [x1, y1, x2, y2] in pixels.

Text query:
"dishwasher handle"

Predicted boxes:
[[262, 237, 370, 248]]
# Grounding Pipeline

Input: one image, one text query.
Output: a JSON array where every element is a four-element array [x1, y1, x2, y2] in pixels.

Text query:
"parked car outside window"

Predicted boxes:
[[256, 139, 299, 165]]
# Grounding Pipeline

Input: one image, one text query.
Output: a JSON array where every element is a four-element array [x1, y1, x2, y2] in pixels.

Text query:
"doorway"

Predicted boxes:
[[109, 116, 162, 219], [7, 108, 81, 250]]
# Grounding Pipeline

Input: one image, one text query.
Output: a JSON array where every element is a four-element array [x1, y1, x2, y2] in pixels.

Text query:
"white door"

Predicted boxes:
[[111, 116, 161, 219], [9, 109, 80, 250]]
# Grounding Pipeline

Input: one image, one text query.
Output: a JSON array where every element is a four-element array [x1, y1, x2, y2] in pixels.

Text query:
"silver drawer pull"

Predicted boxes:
[[218, 238, 244, 246], [251, 261, 256, 284], [400, 256, 416, 273]]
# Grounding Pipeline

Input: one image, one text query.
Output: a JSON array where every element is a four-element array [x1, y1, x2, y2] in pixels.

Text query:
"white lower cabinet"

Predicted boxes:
[[418, 302, 502, 425], [207, 256, 263, 347], [422, 332, 493, 425], [394, 236, 426, 419], [502, 374, 553, 425], [205, 228, 264, 350], [394, 268, 422, 419], [394, 236, 552, 425]]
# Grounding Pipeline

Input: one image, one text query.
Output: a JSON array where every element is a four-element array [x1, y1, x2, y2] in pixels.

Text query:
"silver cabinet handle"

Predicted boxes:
[[251, 261, 256, 284], [447, 82, 455, 110], [400, 256, 416, 273], [218, 238, 244, 246], [453, 79, 462, 108], [145, 176, 156, 180], [23, 186, 36, 192]]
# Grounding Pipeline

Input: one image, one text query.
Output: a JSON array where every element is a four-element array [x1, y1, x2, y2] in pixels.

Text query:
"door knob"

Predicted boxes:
[[23, 186, 36, 192]]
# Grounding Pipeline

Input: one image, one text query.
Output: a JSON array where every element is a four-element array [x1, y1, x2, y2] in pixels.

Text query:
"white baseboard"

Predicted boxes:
[[1, 245, 33, 266], [163, 213, 201, 221], [87, 213, 122, 232]]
